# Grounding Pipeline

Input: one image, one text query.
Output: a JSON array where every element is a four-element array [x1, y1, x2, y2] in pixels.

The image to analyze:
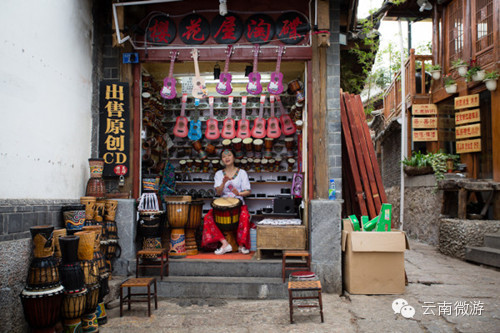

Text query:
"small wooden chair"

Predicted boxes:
[[120, 277, 158, 317], [282, 250, 311, 282], [136, 248, 169, 280], [288, 279, 324, 324]]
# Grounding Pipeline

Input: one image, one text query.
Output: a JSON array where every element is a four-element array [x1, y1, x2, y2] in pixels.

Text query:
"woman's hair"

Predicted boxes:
[[220, 148, 236, 159]]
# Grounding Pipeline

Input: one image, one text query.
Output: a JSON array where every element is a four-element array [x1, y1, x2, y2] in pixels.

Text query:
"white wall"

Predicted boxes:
[[0, 0, 94, 199]]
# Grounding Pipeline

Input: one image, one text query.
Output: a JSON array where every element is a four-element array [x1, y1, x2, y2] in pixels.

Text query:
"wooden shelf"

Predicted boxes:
[[176, 181, 292, 185]]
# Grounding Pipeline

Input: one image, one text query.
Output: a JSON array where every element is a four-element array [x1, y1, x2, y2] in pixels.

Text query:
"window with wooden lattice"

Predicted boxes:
[[447, 0, 464, 65], [475, 0, 493, 53]]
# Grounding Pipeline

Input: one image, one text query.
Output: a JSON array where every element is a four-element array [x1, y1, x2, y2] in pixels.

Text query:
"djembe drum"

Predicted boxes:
[[20, 285, 64, 333], [61, 288, 88, 332], [52, 228, 67, 263], [28, 226, 60, 289], [165, 200, 191, 258], [80, 197, 97, 225], [86, 158, 106, 198], [138, 211, 163, 254], [62, 205, 86, 232], [186, 200, 204, 256], [211, 198, 242, 252], [81, 283, 100, 332]]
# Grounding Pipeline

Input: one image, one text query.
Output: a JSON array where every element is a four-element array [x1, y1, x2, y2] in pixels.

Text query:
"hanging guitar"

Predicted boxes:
[[277, 96, 297, 136], [267, 46, 285, 95], [267, 95, 281, 139], [161, 51, 178, 99], [251, 95, 267, 139], [246, 45, 262, 95], [236, 96, 251, 139], [205, 96, 220, 140], [191, 48, 207, 99], [173, 94, 189, 138], [216, 45, 234, 95], [188, 98, 203, 141], [221, 96, 236, 140]]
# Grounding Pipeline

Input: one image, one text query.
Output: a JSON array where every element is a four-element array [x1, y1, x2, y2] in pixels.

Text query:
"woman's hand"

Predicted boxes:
[[231, 188, 239, 196]]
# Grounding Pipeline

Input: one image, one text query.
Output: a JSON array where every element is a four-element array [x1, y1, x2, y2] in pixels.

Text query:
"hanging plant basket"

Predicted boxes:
[[484, 79, 497, 91], [457, 65, 468, 77], [472, 70, 485, 82], [403, 165, 434, 176], [430, 70, 441, 80], [445, 84, 458, 94]]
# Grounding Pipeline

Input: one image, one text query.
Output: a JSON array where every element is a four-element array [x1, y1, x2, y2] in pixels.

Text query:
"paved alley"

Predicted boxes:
[[101, 240, 500, 333]]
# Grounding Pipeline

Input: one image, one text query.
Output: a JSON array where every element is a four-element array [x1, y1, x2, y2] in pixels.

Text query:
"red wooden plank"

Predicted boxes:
[[340, 92, 368, 217], [343, 93, 376, 218], [352, 94, 388, 204], [347, 93, 382, 212]]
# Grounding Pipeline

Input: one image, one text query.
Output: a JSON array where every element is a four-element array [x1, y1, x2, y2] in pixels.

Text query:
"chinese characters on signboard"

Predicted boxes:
[[99, 82, 130, 177], [412, 104, 438, 142], [141, 12, 308, 45], [454, 95, 481, 154]]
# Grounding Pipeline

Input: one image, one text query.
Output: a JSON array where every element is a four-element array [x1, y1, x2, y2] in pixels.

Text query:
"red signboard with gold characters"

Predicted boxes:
[[99, 82, 130, 177]]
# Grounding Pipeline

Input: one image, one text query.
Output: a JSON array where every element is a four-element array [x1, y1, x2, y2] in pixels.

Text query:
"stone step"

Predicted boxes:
[[465, 246, 500, 268], [168, 258, 284, 278], [484, 233, 500, 249]]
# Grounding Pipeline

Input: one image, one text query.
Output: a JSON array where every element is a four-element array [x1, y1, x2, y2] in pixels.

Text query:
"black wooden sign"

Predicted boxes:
[[179, 14, 210, 44], [211, 12, 243, 44], [244, 14, 275, 44], [99, 81, 130, 177], [276, 12, 309, 45], [146, 15, 176, 45]]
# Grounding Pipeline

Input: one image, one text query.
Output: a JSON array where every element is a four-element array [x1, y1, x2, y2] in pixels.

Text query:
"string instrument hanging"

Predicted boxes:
[[251, 94, 267, 139], [267, 95, 281, 139], [191, 48, 207, 99], [277, 96, 297, 136], [205, 96, 220, 140], [161, 51, 178, 99], [216, 45, 234, 95], [246, 45, 262, 95], [221, 96, 236, 140], [267, 46, 285, 95], [188, 98, 203, 141], [173, 93, 189, 138], [236, 96, 251, 139]]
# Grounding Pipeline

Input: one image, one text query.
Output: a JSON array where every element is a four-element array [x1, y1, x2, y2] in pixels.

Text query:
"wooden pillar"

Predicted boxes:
[[132, 64, 141, 198], [492, 86, 500, 181]]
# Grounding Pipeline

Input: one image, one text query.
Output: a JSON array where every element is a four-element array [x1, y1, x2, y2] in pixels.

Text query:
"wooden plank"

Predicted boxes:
[[352, 94, 387, 208], [455, 108, 480, 125], [413, 129, 438, 142], [454, 94, 480, 110], [340, 92, 368, 217], [343, 93, 376, 218], [412, 117, 438, 129], [455, 123, 481, 140], [412, 104, 437, 115], [456, 138, 482, 154]]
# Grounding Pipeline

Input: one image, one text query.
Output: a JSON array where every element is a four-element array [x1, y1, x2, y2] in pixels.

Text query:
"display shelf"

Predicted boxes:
[[176, 181, 292, 185]]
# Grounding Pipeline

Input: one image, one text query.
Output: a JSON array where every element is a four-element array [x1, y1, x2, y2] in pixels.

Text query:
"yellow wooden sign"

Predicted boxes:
[[456, 138, 481, 154], [455, 123, 481, 139], [412, 104, 437, 115], [454, 94, 479, 110], [455, 108, 480, 125], [412, 117, 437, 129], [413, 130, 438, 142]]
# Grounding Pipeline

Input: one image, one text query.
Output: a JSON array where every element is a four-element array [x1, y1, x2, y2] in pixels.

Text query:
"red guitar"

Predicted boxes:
[[221, 96, 236, 140], [205, 96, 220, 140], [216, 45, 233, 95], [161, 51, 178, 99], [173, 94, 189, 138], [246, 45, 262, 95], [267, 95, 281, 139], [251, 95, 267, 139], [191, 48, 207, 99], [236, 96, 251, 139], [267, 46, 284, 95], [277, 96, 297, 136]]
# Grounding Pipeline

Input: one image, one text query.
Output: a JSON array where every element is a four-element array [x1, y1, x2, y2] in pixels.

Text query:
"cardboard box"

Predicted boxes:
[[342, 219, 409, 294]]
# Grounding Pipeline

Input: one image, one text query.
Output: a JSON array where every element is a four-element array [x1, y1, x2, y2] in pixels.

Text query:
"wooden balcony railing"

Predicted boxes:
[[383, 49, 433, 122]]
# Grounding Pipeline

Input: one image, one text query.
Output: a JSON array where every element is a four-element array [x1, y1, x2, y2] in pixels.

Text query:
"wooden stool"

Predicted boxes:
[[288, 280, 324, 324], [136, 248, 169, 280], [282, 250, 311, 282], [120, 277, 158, 317]]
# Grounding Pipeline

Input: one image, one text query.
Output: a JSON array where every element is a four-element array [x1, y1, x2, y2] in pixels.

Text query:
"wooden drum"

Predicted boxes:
[[186, 200, 204, 256], [20, 285, 64, 332], [165, 200, 191, 258], [211, 198, 241, 252]]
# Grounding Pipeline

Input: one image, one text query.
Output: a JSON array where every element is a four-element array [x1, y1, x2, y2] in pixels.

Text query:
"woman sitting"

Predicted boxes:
[[201, 149, 251, 255]]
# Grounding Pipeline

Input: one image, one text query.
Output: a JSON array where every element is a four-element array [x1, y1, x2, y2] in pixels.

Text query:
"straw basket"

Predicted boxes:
[[74, 231, 95, 261]]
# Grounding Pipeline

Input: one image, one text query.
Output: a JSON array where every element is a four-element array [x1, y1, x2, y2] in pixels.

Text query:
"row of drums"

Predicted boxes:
[[20, 225, 109, 333], [138, 197, 242, 257]]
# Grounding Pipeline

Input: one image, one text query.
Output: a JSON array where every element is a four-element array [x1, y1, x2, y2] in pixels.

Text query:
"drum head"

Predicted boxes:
[[212, 197, 240, 208]]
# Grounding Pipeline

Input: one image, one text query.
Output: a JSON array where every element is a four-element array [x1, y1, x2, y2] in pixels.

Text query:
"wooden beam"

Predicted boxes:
[[132, 63, 141, 198]]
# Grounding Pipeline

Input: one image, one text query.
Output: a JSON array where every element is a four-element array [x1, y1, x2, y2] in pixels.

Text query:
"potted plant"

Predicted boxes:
[[465, 60, 485, 82], [428, 64, 442, 80], [443, 74, 457, 94], [427, 152, 460, 181], [452, 59, 468, 76], [401, 151, 433, 176], [483, 70, 498, 91]]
